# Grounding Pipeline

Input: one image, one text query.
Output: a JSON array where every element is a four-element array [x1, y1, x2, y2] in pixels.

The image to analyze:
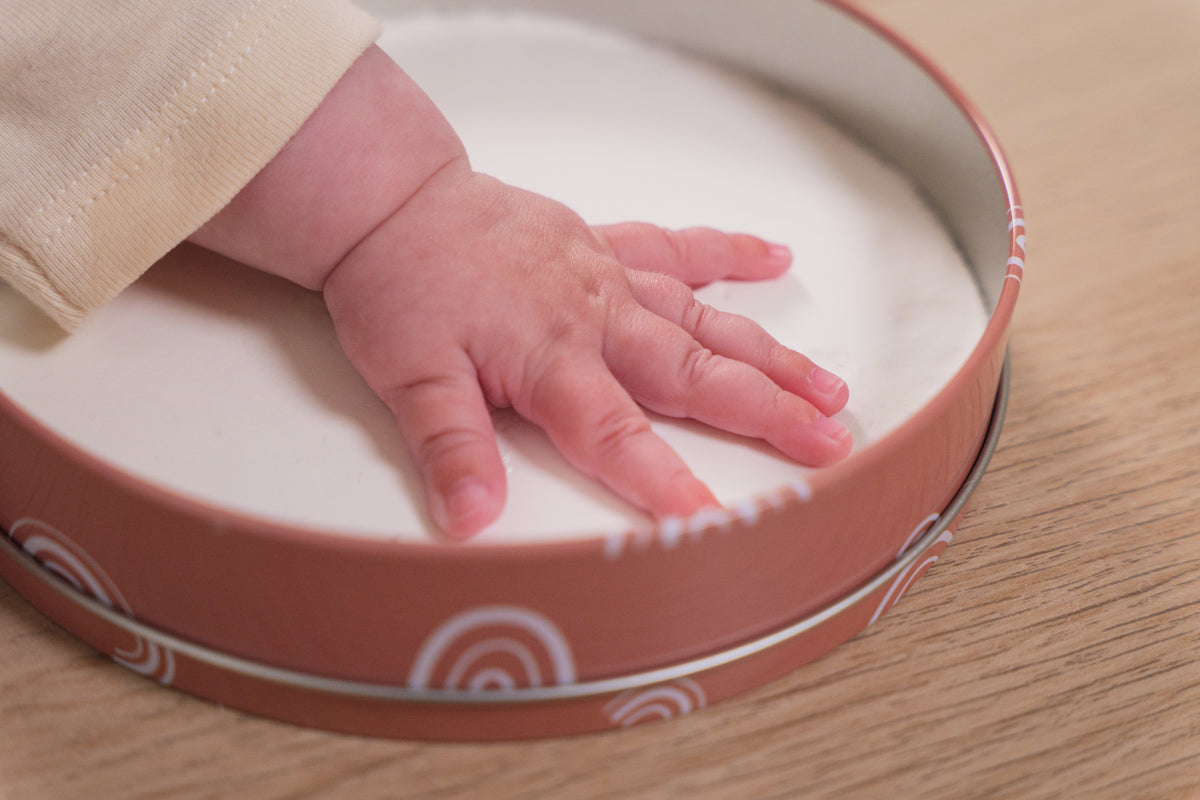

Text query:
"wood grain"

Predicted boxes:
[[3, 1, 1199, 798]]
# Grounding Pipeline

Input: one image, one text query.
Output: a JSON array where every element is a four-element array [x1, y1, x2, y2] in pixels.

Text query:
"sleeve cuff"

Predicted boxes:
[[1, 0, 381, 329]]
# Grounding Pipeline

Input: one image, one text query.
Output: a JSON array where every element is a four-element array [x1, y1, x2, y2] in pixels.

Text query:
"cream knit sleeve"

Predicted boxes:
[[0, 0, 381, 329]]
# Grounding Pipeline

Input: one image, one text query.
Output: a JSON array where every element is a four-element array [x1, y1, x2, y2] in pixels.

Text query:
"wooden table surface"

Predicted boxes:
[[3, 1, 1199, 798]]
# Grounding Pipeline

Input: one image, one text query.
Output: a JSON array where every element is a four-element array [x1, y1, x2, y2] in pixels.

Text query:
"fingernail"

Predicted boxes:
[[814, 415, 850, 443], [439, 479, 492, 538], [767, 243, 793, 268], [810, 367, 845, 396], [768, 242, 796, 267]]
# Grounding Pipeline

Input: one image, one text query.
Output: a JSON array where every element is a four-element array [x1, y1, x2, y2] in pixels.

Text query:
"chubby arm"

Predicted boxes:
[[190, 45, 851, 539]]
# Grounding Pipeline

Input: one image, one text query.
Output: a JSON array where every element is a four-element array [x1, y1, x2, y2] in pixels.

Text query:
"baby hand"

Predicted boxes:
[[188, 45, 850, 540], [323, 159, 851, 538]]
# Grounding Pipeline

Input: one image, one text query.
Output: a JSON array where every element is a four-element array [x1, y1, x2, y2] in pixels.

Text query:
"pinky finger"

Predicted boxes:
[[594, 223, 792, 286]]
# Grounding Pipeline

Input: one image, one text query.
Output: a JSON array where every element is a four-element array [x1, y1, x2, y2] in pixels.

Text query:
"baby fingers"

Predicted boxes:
[[594, 223, 793, 286], [380, 353, 507, 540], [518, 352, 720, 520], [606, 295, 853, 467], [625, 270, 850, 418]]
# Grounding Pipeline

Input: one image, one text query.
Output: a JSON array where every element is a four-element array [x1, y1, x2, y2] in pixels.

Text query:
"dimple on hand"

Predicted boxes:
[[322, 163, 851, 540]]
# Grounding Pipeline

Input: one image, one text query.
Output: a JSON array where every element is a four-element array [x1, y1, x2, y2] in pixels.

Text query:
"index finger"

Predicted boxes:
[[517, 350, 720, 520]]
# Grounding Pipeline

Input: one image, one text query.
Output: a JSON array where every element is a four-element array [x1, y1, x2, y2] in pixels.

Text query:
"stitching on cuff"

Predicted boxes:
[[20, 0, 268, 236], [32, 0, 299, 269]]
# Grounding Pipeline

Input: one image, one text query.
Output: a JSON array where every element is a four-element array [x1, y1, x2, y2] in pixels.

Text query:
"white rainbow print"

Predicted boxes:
[[603, 678, 708, 728], [868, 529, 954, 626], [1007, 204, 1026, 286], [11, 518, 176, 684], [896, 512, 940, 558], [407, 605, 576, 691], [603, 478, 813, 560]]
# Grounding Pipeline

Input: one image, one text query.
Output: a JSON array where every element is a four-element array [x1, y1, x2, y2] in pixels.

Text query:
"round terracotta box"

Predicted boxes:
[[0, 0, 1022, 740]]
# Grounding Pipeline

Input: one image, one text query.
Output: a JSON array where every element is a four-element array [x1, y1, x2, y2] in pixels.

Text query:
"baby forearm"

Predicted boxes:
[[188, 44, 466, 291]]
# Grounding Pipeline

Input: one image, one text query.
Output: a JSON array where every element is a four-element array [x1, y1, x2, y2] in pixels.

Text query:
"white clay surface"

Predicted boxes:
[[0, 11, 988, 543]]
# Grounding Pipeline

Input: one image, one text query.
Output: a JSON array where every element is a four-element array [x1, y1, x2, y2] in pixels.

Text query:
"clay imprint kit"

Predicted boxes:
[[0, 0, 1022, 740]]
